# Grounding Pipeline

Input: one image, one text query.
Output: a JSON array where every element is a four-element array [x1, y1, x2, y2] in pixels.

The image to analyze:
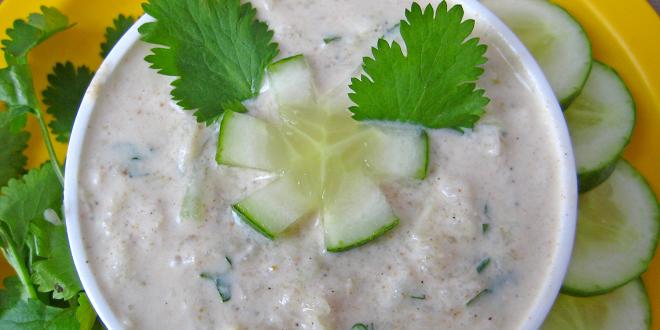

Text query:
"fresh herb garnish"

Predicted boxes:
[[43, 62, 94, 143], [482, 223, 490, 234], [476, 257, 491, 273], [466, 288, 491, 306], [100, 14, 135, 58], [0, 112, 28, 188], [139, 0, 279, 124], [351, 323, 374, 330], [323, 36, 341, 44], [410, 294, 427, 300], [1, 6, 72, 64], [1, 6, 72, 185], [349, 2, 488, 130], [200, 272, 232, 302]]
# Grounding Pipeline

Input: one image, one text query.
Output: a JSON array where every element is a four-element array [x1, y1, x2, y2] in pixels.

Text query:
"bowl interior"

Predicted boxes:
[[64, 1, 577, 329]]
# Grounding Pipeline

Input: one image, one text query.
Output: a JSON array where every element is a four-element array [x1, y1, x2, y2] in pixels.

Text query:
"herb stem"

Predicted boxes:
[[34, 105, 64, 186], [0, 228, 38, 300]]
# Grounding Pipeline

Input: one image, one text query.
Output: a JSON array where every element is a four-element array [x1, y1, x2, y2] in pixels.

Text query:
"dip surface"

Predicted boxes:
[[77, 0, 565, 328]]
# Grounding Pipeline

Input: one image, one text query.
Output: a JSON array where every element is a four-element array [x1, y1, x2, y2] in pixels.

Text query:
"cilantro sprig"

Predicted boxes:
[[43, 62, 94, 143], [139, 0, 279, 124], [349, 2, 489, 130], [0, 6, 72, 185]]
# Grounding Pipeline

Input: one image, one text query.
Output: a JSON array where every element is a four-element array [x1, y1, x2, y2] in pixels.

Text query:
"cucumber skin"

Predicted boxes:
[[268, 54, 305, 72], [562, 160, 660, 297], [231, 204, 276, 240], [326, 218, 399, 253], [551, 4, 592, 109], [216, 110, 235, 166], [549, 3, 593, 109], [639, 279, 653, 330], [556, 7, 592, 110], [573, 62, 637, 193], [416, 130, 430, 180], [545, 279, 651, 330], [578, 160, 616, 193]]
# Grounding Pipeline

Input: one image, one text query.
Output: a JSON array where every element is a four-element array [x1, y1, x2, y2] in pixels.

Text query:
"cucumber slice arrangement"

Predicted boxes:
[[367, 125, 429, 180], [323, 171, 399, 252], [233, 174, 317, 239], [217, 111, 288, 172], [565, 62, 636, 193], [482, 0, 591, 108], [219, 55, 428, 249], [562, 160, 659, 296], [543, 279, 651, 330], [267, 54, 316, 108], [485, 0, 659, 325]]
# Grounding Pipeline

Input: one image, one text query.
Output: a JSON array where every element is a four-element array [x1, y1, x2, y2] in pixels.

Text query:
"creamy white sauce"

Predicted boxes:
[[77, 0, 563, 328]]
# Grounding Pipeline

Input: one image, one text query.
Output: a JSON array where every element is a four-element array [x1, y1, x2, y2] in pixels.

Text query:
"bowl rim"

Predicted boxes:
[[64, 1, 577, 329]]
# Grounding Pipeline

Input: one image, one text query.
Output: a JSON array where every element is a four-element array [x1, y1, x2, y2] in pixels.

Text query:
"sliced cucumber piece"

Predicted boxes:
[[267, 55, 316, 108], [233, 174, 316, 239], [323, 171, 399, 252], [368, 124, 428, 180], [482, 0, 591, 107], [216, 111, 287, 171], [562, 160, 660, 296], [543, 279, 651, 330], [564, 62, 636, 193]]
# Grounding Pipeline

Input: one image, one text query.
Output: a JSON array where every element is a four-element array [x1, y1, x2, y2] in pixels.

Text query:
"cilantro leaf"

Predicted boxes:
[[0, 277, 28, 308], [1, 6, 71, 65], [0, 64, 39, 114], [139, 0, 279, 124], [75, 293, 97, 330], [30, 220, 82, 301], [0, 165, 62, 247], [349, 2, 489, 130], [0, 112, 29, 188], [42, 62, 94, 143], [100, 14, 135, 59], [0, 277, 79, 330]]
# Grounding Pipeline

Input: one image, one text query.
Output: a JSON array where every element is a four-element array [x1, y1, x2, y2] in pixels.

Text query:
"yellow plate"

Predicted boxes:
[[1, 0, 659, 327]]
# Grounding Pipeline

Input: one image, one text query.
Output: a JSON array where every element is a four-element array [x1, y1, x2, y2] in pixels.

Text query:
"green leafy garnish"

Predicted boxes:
[[0, 165, 62, 247], [0, 64, 39, 114], [466, 288, 490, 306], [100, 14, 135, 58], [42, 62, 94, 143], [0, 277, 89, 329], [323, 36, 341, 44], [1, 6, 72, 64], [476, 257, 491, 273], [0, 112, 29, 188], [139, 0, 279, 124], [349, 2, 488, 130], [31, 220, 82, 300], [200, 272, 232, 302]]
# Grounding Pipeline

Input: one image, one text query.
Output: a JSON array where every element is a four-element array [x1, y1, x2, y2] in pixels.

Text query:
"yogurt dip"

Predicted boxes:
[[71, 0, 573, 328]]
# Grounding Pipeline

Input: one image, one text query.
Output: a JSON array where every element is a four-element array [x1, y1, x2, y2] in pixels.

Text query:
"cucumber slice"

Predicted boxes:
[[562, 160, 660, 296], [216, 111, 288, 171], [482, 0, 591, 107], [267, 55, 316, 108], [368, 125, 428, 180], [233, 174, 316, 239], [323, 171, 399, 252], [565, 62, 635, 193], [542, 279, 651, 330]]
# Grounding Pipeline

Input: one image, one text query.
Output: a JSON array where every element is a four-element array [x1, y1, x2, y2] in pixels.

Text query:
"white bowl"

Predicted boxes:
[[64, 1, 577, 328]]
